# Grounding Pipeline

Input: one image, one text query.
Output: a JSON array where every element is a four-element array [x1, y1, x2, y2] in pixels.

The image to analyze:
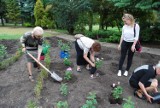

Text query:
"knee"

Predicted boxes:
[[151, 79, 158, 88]]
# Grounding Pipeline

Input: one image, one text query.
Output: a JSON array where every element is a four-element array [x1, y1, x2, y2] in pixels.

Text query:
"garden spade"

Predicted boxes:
[[27, 52, 63, 82]]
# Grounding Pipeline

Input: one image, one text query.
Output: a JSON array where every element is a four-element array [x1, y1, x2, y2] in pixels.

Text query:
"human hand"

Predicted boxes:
[[91, 63, 95, 67], [22, 48, 26, 52], [37, 57, 40, 62], [131, 45, 135, 52], [146, 94, 153, 103], [118, 44, 121, 50]]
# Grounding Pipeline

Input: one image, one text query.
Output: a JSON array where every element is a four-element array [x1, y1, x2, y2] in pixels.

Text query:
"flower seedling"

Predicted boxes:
[[56, 101, 69, 108], [63, 58, 71, 66], [95, 58, 103, 69], [81, 92, 97, 108], [58, 40, 71, 52], [60, 83, 68, 96], [123, 97, 134, 108], [27, 100, 37, 108], [112, 85, 123, 99], [64, 70, 72, 81], [0, 44, 7, 61]]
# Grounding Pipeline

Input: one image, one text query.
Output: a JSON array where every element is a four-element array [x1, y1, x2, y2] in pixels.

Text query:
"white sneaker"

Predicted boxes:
[[123, 71, 128, 76], [117, 70, 122, 76]]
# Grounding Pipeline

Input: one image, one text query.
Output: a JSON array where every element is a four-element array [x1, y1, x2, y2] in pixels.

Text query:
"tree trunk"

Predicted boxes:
[[88, 11, 93, 32], [99, 14, 104, 30], [0, 16, 5, 26], [115, 20, 121, 32]]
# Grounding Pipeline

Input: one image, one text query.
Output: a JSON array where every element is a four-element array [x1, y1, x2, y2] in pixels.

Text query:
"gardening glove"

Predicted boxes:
[[90, 67, 97, 74]]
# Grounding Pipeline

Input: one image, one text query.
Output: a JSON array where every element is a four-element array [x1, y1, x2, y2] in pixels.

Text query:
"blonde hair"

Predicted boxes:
[[122, 13, 135, 26], [32, 26, 44, 38]]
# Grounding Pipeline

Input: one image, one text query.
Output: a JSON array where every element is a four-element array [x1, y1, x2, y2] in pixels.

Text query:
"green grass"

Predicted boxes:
[[85, 25, 120, 32], [0, 27, 57, 40]]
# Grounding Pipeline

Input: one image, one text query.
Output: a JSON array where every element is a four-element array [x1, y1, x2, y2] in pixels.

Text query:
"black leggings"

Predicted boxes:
[[119, 40, 135, 71], [75, 41, 90, 66]]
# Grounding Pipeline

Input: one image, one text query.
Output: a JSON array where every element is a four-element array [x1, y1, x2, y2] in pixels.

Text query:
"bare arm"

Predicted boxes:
[[83, 53, 95, 67], [138, 82, 153, 103], [37, 45, 42, 61]]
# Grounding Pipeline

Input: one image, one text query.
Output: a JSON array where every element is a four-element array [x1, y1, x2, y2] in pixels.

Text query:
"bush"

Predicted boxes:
[[106, 34, 121, 43], [23, 22, 33, 27], [84, 30, 121, 41], [85, 30, 110, 39]]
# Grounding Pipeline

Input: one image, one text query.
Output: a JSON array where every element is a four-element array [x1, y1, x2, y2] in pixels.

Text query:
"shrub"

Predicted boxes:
[[106, 34, 120, 43], [23, 22, 33, 27]]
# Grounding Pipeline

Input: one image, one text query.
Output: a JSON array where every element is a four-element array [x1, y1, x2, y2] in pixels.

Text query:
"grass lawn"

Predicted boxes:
[[0, 27, 56, 40], [85, 25, 121, 32]]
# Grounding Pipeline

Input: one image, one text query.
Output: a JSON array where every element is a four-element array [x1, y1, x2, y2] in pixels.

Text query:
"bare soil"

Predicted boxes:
[[0, 37, 159, 108]]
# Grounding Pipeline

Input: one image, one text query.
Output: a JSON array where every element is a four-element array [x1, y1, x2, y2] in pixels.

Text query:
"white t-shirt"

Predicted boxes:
[[122, 24, 140, 42], [77, 36, 94, 54]]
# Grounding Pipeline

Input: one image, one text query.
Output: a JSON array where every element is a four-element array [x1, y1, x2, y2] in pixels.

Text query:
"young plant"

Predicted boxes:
[[95, 58, 103, 69], [58, 40, 71, 51], [81, 92, 98, 108], [27, 100, 38, 108], [34, 80, 43, 99], [0, 44, 7, 61], [60, 83, 68, 96], [56, 101, 69, 108], [63, 58, 71, 66], [123, 97, 134, 108], [64, 70, 72, 81], [112, 86, 123, 99]]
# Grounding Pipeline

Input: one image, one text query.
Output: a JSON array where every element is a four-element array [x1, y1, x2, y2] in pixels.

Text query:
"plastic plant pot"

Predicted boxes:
[[60, 51, 69, 59], [151, 92, 160, 103], [40, 55, 45, 60]]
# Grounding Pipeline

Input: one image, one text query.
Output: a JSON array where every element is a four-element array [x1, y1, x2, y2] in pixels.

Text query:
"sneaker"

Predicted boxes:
[[123, 71, 128, 76], [117, 70, 122, 76], [90, 74, 96, 79], [29, 75, 34, 82]]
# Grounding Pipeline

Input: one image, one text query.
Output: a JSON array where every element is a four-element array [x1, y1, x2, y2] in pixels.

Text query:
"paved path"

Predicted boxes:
[[46, 31, 160, 56]]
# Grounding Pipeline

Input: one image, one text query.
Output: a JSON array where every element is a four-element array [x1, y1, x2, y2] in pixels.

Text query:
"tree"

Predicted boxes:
[[6, 0, 21, 26], [51, 0, 91, 34], [0, 0, 7, 26], [107, 0, 160, 42], [34, 0, 44, 26], [19, 0, 36, 25]]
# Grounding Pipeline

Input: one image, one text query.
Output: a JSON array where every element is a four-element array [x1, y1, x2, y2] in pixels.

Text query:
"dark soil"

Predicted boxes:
[[0, 37, 159, 108]]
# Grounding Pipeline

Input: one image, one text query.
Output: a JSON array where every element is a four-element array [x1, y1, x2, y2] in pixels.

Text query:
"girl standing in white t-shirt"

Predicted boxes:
[[117, 13, 140, 77]]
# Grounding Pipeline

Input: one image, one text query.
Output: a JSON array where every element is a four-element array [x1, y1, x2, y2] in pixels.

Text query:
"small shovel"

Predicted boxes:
[[27, 52, 63, 82]]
